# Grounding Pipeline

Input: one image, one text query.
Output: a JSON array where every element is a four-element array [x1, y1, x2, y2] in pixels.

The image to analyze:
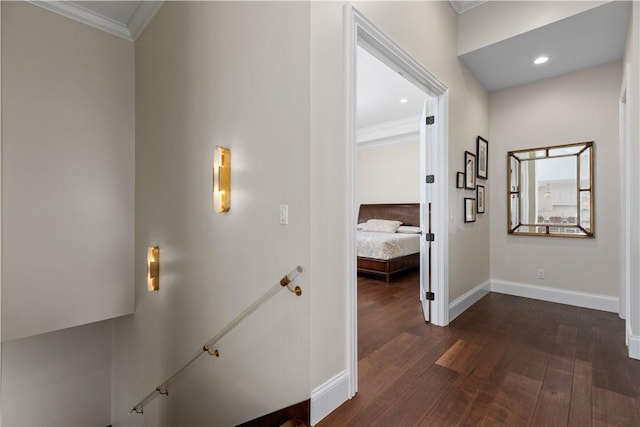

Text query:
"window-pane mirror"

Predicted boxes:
[[507, 141, 594, 238]]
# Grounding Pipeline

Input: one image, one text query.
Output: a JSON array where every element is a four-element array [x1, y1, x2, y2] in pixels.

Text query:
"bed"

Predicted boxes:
[[356, 203, 421, 282]]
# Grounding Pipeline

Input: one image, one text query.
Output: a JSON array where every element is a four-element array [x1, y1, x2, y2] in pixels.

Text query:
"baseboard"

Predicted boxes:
[[310, 370, 350, 426], [629, 334, 640, 360], [490, 279, 619, 313], [449, 279, 491, 322]]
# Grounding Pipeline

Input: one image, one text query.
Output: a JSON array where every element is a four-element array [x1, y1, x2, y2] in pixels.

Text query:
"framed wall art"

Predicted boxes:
[[464, 151, 476, 190], [464, 197, 476, 223], [477, 136, 488, 180], [477, 185, 485, 214]]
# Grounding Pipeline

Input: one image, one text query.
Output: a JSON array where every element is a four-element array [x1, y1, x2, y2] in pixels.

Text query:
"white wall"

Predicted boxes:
[[111, 3, 310, 425], [0, 2, 4, 424], [1, 321, 112, 427], [490, 61, 622, 297], [624, 1, 640, 350], [1, 1, 135, 341], [357, 142, 420, 208], [309, 0, 490, 406], [309, 0, 348, 396], [458, 0, 609, 55]]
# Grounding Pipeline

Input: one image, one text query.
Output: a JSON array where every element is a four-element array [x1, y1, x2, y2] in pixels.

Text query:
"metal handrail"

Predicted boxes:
[[129, 266, 304, 415]]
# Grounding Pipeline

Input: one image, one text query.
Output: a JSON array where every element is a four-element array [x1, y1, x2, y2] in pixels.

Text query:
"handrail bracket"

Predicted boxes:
[[203, 345, 220, 357], [280, 273, 302, 296]]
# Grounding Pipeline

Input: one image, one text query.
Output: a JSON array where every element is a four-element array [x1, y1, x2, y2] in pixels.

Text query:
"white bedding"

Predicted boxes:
[[356, 231, 420, 260]]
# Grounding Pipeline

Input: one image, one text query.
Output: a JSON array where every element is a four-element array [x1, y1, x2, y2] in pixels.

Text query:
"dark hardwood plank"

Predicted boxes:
[[531, 365, 573, 426], [370, 364, 458, 427], [575, 310, 594, 362], [418, 372, 484, 426], [375, 334, 459, 406], [317, 274, 640, 427], [593, 386, 640, 427], [593, 321, 635, 397], [458, 372, 542, 426], [509, 343, 549, 381], [568, 360, 593, 427], [435, 339, 482, 374]]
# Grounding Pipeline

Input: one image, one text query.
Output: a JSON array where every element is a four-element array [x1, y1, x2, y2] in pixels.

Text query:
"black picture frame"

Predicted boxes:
[[476, 136, 488, 180], [456, 172, 464, 189], [477, 185, 485, 214], [464, 151, 476, 190], [464, 198, 476, 223]]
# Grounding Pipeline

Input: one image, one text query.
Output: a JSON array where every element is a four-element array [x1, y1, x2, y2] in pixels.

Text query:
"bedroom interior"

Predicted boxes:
[[355, 46, 425, 284]]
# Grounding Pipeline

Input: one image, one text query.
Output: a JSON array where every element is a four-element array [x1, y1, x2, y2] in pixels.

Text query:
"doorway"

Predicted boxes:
[[345, 5, 450, 397], [355, 44, 429, 360]]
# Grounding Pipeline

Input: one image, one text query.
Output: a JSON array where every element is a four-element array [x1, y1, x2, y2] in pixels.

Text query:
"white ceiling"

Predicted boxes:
[[72, 1, 141, 24], [357, 1, 631, 129], [28, 0, 162, 41], [459, 1, 631, 92], [32, 1, 631, 116], [448, 0, 487, 14], [357, 47, 426, 130]]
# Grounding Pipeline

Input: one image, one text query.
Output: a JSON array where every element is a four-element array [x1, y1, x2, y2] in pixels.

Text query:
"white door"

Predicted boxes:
[[419, 98, 432, 322]]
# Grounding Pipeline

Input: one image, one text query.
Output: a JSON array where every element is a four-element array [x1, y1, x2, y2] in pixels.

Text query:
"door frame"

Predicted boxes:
[[344, 4, 450, 397]]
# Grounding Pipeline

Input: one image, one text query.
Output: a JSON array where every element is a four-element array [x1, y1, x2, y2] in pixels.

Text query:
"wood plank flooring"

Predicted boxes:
[[317, 271, 640, 427]]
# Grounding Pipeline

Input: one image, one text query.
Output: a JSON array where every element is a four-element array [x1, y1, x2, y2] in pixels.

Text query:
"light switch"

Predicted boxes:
[[280, 205, 289, 225]]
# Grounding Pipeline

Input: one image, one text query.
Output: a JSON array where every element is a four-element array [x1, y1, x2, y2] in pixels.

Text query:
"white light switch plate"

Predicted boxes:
[[280, 205, 289, 225]]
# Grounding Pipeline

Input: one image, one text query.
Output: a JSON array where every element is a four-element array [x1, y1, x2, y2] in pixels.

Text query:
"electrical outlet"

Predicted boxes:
[[537, 269, 545, 279]]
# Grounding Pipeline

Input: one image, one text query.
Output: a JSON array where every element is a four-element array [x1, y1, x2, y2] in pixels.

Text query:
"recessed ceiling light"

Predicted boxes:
[[534, 56, 549, 65], [400, 98, 408, 103]]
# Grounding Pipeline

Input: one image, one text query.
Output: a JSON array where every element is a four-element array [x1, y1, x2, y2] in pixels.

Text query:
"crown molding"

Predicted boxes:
[[357, 115, 420, 149], [357, 132, 419, 151], [128, 1, 163, 41], [28, 1, 133, 41], [449, 1, 487, 15], [27, 1, 163, 42]]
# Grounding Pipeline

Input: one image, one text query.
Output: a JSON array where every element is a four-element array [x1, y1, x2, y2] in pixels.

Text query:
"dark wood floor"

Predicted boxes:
[[318, 271, 640, 427]]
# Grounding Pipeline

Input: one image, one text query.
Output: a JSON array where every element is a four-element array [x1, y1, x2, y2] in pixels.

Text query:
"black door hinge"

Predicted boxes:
[[425, 174, 435, 183], [426, 292, 435, 301], [426, 116, 435, 125], [425, 233, 435, 242]]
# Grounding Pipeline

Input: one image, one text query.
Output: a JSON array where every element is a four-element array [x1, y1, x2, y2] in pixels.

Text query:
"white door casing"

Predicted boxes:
[[344, 3, 450, 399]]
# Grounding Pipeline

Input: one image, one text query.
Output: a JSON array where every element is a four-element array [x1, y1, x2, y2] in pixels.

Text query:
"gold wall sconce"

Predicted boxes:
[[213, 146, 231, 212], [147, 246, 159, 292]]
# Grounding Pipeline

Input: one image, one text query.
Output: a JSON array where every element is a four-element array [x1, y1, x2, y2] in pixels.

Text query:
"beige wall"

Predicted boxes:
[[309, 0, 348, 391], [624, 2, 640, 340], [357, 142, 420, 208], [1, 1, 135, 341], [1, 321, 112, 427], [111, 2, 311, 425], [458, 0, 608, 54], [310, 0, 490, 393], [489, 61, 622, 296], [1, 3, 3, 424]]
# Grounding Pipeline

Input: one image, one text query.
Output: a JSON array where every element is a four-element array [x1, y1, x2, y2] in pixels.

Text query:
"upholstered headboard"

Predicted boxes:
[[357, 203, 420, 227]]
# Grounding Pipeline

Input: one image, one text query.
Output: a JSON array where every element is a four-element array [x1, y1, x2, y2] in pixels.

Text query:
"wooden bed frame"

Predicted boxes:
[[357, 203, 420, 282]]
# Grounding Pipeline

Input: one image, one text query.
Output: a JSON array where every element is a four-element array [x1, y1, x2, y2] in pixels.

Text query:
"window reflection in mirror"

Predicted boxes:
[[507, 141, 593, 238]]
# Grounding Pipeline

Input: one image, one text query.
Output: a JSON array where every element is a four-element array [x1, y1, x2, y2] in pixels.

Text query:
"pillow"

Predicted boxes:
[[356, 223, 367, 231], [363, 219, 402, 233], [397, 225, 421, 234]]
